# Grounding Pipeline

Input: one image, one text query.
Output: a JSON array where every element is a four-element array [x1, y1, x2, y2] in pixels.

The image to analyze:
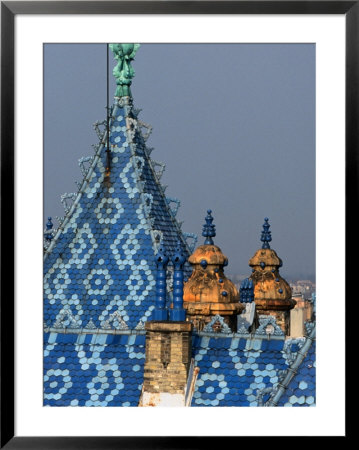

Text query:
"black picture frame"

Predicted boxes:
[[1, 1, 351, 447]]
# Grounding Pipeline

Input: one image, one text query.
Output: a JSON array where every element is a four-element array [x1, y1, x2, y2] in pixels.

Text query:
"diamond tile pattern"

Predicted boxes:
[[191, 335, 288, 406], [43, 332, 315, 406], [44, 99, 191, 330], [43, 332, 145, 406]]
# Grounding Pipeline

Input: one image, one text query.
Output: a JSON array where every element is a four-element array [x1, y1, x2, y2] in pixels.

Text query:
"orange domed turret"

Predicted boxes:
[[183, 210, 244, 331], [248, 218, 295, 335]]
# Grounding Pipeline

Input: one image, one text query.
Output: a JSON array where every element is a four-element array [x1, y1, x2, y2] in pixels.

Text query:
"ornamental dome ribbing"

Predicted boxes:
[[248, 218, 295, 313], [183, 210, 243, 331]]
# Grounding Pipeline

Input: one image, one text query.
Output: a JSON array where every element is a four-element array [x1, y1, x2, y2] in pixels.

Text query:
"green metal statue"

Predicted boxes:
[[109, 43, 140, 97]]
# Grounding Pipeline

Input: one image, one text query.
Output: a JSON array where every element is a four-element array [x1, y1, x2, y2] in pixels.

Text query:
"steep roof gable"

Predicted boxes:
[[44, 97, 192, 330]]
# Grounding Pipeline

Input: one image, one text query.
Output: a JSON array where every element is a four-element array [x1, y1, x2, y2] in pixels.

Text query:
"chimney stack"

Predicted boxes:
[[139, 243, 196, 406]]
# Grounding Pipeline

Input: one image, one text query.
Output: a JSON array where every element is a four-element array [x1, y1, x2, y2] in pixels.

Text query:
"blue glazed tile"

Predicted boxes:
[[267, 340, 284, 351], [44, 101, 191, 331], [134, 335, 146, 346], [238, 339, 247, 350]]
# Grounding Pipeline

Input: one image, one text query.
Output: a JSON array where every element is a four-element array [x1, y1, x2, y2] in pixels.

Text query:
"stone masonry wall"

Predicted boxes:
[[143, 321, 193, 394]]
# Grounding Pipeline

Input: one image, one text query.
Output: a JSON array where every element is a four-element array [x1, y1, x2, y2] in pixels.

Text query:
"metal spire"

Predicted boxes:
[[261, 217, 272, 249], [105, 44, 111, 182], [202, 209, 216, 245]]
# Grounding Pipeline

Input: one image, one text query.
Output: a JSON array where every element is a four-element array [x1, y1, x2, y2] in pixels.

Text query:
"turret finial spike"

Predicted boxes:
[[202, 209, 216, 245], [153, 245, 169, 321], [44, 217, 54, 242], [46, 217, 53, 231], [169, 240, 186, 322], [261, 217, 272, 249]]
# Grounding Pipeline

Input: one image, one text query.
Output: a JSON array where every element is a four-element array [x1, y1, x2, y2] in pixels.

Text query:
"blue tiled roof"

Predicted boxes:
[[44, 98, 191, 331], [43, 332, 146, 406], [43, 86, 315, 407], [43, 331, 315, 407], [191, 335, 288, 406], [277, 340, 316, 407]]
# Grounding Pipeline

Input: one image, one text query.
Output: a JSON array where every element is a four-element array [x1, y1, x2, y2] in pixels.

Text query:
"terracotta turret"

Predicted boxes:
[[183, 210, 244, 331], [248, 218, 295, 335]]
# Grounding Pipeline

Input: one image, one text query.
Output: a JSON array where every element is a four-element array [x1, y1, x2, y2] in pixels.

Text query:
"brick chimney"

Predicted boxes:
[[139, 321, 194, 406]]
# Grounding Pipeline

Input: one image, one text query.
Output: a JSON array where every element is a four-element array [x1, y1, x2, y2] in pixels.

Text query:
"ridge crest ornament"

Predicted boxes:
[[109, 43, 140, 98], [255, 315, 284, 336], [203, 314, 232, 334], [101, 311, 129, 330], [84, 318, 97, 330], [135, 320, 145, 330], [53, 309, 81, 329]]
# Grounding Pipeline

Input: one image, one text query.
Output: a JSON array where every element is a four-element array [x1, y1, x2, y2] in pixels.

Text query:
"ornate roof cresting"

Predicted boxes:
[[255, 315, 284, 337], [202, 314, 232, 334]]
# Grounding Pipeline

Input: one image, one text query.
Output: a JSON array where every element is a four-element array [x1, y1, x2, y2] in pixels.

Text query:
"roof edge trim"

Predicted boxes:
[[266, 322, 316, 406]]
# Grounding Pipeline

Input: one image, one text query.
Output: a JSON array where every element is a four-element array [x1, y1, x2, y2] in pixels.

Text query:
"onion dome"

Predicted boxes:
[[183, 210, 243, 330], [248, 218, 295, 313]]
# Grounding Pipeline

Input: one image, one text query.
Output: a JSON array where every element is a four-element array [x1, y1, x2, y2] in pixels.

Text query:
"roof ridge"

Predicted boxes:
[[44, 95, 193, 261], [266, 322, 316, 406], [122, 102, 191, 256], [44, 96, 193, 330], [44, 104, 119, 261]]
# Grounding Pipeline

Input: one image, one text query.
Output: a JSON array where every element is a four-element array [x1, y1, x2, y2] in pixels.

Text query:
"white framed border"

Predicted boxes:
[[15, 14, 345, 436]]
